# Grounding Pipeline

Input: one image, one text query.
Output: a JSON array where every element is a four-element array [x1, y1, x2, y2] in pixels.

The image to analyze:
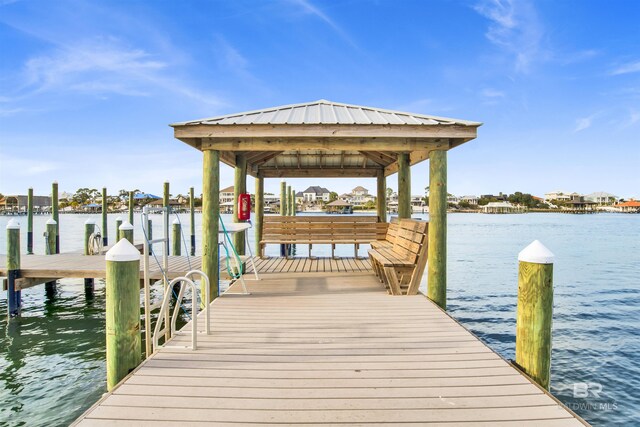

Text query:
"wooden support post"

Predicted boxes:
[[84, 219, 96, 292], [128, 191, 134, 225], [202, 150, 219, 304], [287, 185, 292, 216], [376, 170, 386, 223], [255, 177, 264, 257], [189, 187, 195, 256], [120, 221, 134, 244], [397, 153, 411, 219], [105, 239, 142, 392], [427, 149, 447, 310], [172, 218, 181, 256], [516, 240, 554, 390], [27, 187, 34, 254], [52, 181, 59, 253], [291, 188, 296, 216], [6, 219, 21, 318], [45, 218, 57, 294], [102, 187, 108, 247], [115, 217, 123, 242], [233, 154, 247, 255], [280, 180, 287, 256], [163, 181, 170, 255]]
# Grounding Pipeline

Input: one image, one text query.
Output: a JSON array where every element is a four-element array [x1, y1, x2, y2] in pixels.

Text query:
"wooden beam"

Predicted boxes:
[[258, 168, 380, 178], [397, 153, 411, 219], [252, 151, 283, 165], [385, 149, 435, 176], [359, 151, 393, 166], [219, 151, 237, 168], [427, 149, 447, 310], [200, 137, 452, 152], [202, 150, 220, 302], [175, 124, 478, 140]]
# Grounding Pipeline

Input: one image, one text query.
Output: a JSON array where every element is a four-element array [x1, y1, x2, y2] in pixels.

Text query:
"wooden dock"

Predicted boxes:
[[72, 270, 585, 426]]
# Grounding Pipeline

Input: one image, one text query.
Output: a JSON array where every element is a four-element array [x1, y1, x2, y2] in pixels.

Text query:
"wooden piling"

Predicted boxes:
[[255, 177, 264, 256], [397, 153, 411, 219], [45, 218, 57, 293], [102, 187, 108, 246], [105, 239, 142, 391], [291, 188, 296, 216], [516, 240, 554, 390], [233, 154, 247, 255], [147, 218, 153, 254], [84, 219, 96, 291], [163, 181, 170, 255], [172, 218, 181, 256], [189, 187, 195, 256], [120, 221, 134, 244], [27, 187, 34, 254], [6, 219, 21, 318], [52, 181, 59, 253], [376, 170, 386, 222], [115, 217, 123, 241], [427, 149, 447, 310], [202, 150, 219, 303], [279, 180, 287, 256], [128, 191, 134, 225]]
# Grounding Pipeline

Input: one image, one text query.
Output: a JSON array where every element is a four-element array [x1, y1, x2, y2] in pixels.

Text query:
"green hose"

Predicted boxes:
[[219, 218, 243, 278]]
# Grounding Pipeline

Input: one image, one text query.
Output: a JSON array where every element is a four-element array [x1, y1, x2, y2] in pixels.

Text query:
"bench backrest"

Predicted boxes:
[[263, 215, 388, 242], [384, 217, 399, 245], [393, 219, 429, 294]]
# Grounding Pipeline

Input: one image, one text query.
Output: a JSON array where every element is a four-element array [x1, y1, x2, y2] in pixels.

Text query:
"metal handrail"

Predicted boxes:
[[152, 276, 198, 352], [185, 270, 211, 336]]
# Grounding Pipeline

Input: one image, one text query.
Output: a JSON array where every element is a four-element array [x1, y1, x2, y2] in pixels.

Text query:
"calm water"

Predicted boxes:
[[0, 212, 638, 426]]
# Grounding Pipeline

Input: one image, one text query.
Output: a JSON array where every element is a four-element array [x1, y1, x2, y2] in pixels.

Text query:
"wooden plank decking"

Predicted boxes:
[[72, 271, 584, 426]]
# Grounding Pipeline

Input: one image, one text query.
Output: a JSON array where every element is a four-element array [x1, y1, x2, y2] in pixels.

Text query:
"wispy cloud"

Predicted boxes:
[[286, 0, 358, 49], [574, 113, 599, 132], [610, 60, 640, 76], [474, 0, 544, 73]]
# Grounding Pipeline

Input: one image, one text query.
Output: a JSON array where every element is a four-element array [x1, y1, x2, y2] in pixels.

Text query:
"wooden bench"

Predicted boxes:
[[260, 216, 388, 258], [368, 218, 428, 296], [370, 216, 399, 251]]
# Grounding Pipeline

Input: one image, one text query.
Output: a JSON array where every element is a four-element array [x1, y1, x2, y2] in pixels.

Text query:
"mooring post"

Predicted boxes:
[[52, 181, 59, 253], [128, 191, 134, 225], [27, 187, 34, 254], [163, 181, 170, 255], [427, 149, 447, 310], [202, 150, 219, 303], [189, 187, 195, 256], [172, 218, 181, 256], [120, 221, 134, 244], [105, 239, 142, 391], [115, 217, 123, 241], [6, 219, 21, 318], [84, 219, 96, 292], [516, 240, 554, 390], [147, 218, 153, 255], [280, 180, 287, 256], [291, 188, 296, 216], [45, 218, 57, 294], [102, 187, 108, 247], [287, 185, 292, 216]]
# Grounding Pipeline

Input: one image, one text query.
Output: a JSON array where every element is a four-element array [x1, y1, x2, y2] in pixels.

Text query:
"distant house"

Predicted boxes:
[[544, 191, 572, 202], [302, 186, 331, 202], [614, 199, 640, 213], [1, 195, 52, 213], [447, 194, 459, 204], [459, 195, 479, 205], [349, 186, 375, 206], [563, 194, 597, 211], [585, 191, 618, 205], [481, 201, 525, 214], [220, 186, 235, 205]]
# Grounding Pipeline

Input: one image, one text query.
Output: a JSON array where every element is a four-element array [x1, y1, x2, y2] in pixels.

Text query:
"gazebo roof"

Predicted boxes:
[[171, 99, 481, 178]]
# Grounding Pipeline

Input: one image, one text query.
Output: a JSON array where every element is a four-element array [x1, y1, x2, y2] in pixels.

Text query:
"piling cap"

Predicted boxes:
[[519, 240, 555, 264], [6, 218, 20, 229], [46, 218, 57, 225], [105, 238, 140, 262], [119, 221, 134, 230], [115, 216, 122, 221], [172, 218, 180, 225], [85, 219, 95, 225]]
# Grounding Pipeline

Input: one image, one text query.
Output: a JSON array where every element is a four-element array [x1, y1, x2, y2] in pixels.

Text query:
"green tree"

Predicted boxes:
[[329, 192, 338, 202]]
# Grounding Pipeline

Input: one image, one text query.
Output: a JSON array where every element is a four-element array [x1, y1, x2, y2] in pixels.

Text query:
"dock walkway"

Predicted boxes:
[[72, 271, 584, 426]]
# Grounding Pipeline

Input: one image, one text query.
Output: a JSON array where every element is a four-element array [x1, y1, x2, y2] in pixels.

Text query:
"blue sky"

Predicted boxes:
[[0, 0, 638, 199]]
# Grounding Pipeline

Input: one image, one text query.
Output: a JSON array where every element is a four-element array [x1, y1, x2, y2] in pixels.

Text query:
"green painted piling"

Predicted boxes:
[[105, 239, 142, 391], [233, 154, 247, 255], [255, 177, 264, 256], [291, 188, 296, 216], [6, 219, 21, 318], [397, 153, 411, 219], [279, 180, 287, 256], [120, 221, 134, 244], [128, 191, 134, 225], [172, 219, 181, 256], [45, 218, 57, 293], [102, 187, 108, 246], [147, 218, 153, 254], [115, 217, 123, 241], [27, 188, 34, 254], [164, 181, 170, 255], [189, 187, 195, 256], [516, 241, 555, 390], [52, 181, 59, 253], [84, 219, 96, 291], [202, 150, 219, 303]]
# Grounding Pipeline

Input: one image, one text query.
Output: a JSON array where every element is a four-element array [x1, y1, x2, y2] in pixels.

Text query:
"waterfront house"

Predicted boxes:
[[349, 186, 375, 206], [1, 195, 52, 213], [219, 186, 235, 205], [614, 199, 640, 213], [301, 186, 331, 203], [459, 195, 479, 205], [326, 199, 353, 214], [544, 190, 572, 202], [481, 201, 525, 214], [563, 194, 597, 212], [585, 191, 618, 205]]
